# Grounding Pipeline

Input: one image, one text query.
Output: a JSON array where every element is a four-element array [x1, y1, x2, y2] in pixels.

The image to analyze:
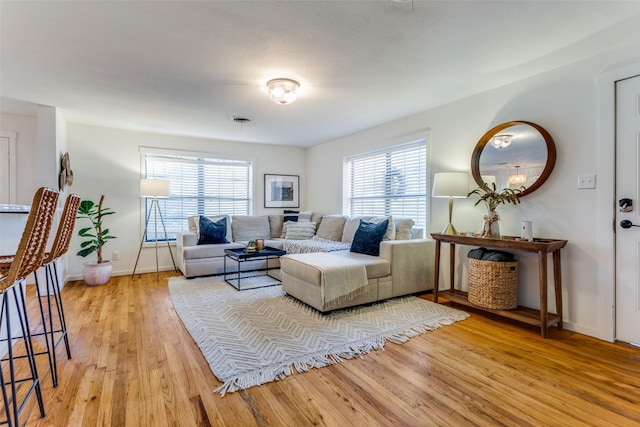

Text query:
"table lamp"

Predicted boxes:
[[432, 172, 469, 235]]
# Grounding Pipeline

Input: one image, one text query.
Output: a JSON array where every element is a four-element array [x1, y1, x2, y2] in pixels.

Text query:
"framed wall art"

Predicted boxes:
[[264, 174, 299, 208]]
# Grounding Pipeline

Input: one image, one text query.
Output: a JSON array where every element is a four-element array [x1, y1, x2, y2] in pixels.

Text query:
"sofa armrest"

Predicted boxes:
[[177, 231, 198, 248], [175, 231, 198, 275], [379, 239, 435, 294]]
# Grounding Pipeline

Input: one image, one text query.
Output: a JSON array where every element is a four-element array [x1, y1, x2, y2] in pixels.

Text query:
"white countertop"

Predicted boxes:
[[0, 204, 30, 214]]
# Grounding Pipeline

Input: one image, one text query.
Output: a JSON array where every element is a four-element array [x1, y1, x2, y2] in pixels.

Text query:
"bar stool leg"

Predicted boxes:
[[33, 272, 57, 387], [50, 261, 71, 359], [0, 285, 46, 426], [14, 284, 45, 418]]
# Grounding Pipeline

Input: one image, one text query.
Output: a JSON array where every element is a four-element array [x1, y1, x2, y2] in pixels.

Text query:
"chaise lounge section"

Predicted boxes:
[[280, 238, 434, 312]]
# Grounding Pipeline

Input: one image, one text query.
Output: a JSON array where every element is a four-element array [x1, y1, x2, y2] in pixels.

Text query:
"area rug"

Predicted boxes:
[[168, 275, 469, 396], [223, 269, 281, 290]]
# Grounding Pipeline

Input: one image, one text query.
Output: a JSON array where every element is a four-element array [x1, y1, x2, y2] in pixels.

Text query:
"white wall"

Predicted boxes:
[[66, 124, 306, 278], [307, 46, 640, 339], [35, 105, 60, 190]]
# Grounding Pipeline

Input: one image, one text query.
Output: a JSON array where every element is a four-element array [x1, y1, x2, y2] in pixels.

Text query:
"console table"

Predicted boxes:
[[431, 233, 568, 338]]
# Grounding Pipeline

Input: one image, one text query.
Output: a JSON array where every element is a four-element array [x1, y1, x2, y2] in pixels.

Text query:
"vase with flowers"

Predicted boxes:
[[468, 183, 524, 238]]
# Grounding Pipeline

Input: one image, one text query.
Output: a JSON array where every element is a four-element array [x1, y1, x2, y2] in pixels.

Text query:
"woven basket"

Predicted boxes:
[[468, 258, 518, 310]]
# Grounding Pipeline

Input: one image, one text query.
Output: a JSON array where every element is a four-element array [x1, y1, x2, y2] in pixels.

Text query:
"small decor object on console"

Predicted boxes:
[[468, 183, 524, 238]]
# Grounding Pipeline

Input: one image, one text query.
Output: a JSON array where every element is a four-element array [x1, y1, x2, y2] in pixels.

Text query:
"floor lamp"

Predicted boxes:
[[432, 172, 469, 235], [132, 178, 178, 277]]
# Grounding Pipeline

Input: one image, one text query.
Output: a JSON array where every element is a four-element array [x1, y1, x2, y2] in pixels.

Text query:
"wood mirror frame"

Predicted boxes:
[[470, 121, 556, 197]]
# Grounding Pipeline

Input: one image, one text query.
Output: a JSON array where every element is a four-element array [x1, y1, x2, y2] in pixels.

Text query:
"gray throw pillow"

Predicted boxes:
[[231, 215, 271, 241], [285, 222, 317, 240], [316, 215, 347, 241]]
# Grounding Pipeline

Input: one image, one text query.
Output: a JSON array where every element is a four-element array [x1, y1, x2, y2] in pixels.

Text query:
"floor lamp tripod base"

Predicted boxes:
[[132, 198, 178, 277]]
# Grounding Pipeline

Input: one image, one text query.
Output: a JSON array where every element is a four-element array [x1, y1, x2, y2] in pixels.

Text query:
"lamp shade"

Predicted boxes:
[[140, 179, 170, 198], [432, 172, 469, 198]]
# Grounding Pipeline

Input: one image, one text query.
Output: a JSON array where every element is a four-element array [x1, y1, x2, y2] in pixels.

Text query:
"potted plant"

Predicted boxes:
[[246, 240, 257, 252], [76, 195, 116, 285], [468, 183, 524, 238]]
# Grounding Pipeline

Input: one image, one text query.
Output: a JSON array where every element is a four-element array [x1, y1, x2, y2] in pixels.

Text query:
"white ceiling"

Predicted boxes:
[[2, 1, 640, 147]]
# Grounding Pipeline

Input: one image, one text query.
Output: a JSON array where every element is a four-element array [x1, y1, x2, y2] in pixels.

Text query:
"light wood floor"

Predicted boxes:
[[8, 272, 639, 426]]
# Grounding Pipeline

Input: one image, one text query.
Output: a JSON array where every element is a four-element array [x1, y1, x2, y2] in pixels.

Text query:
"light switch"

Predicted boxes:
[[577, 174, 596, 189]]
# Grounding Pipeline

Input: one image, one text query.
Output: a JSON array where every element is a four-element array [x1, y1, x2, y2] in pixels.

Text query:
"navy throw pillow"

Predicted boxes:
[[350, 219, 389, 256], [284, 209, 299, 222], [198, 216, 229, 245]]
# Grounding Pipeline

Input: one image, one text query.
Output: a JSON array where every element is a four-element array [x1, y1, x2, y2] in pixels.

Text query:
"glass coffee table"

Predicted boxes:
[[223, 246, 286, 290]]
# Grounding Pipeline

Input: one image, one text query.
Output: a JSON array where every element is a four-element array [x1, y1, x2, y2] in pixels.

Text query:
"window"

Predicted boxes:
[[343, 140, 427, 229], [142, 149, 253, 242]]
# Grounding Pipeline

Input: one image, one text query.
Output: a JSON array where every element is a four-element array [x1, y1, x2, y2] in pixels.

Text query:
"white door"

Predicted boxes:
[[0, 136, 11, 203], [616, 74, 640, 345], [0, 131, 17, 204]]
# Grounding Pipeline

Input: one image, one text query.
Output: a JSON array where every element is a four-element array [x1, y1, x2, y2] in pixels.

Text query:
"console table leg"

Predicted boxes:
[[449, 243, 456, 292], [538, 251, 549, 338], [433, 240, 441, 303], [553, 250, 563, 331]]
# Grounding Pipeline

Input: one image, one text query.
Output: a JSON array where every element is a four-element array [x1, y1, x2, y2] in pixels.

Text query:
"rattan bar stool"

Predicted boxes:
[[1, 195, 81, 389], [0, 187, 58, 426], [26, 194, 81, 387], [32, 194, 81, 387]]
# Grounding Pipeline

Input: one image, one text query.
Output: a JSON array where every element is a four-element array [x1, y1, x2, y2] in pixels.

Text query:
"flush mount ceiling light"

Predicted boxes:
[[490, 134, 513, 149], [266, 78, 300, 105]]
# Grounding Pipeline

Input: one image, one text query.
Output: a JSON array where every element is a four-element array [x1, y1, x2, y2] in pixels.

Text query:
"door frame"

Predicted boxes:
[[597, 62, 640, 342]]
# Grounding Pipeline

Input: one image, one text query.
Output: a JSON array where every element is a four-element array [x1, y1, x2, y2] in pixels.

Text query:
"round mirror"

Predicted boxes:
[[470, 121, 556, 197]]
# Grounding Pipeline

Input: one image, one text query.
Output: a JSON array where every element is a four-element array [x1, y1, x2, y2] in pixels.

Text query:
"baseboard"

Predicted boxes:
[[66, 266, 179, 282]]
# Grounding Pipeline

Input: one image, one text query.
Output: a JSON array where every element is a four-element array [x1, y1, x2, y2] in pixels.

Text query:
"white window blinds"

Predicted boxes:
[[343, 140, 427, 229], [143, 150, 253, 241]]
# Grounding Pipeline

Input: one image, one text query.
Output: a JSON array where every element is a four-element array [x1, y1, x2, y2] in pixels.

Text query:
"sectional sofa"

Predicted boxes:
[[175, 213, 435, 311]]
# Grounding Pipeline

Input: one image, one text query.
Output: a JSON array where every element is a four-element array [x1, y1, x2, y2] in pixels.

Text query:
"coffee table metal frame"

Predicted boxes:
[[223, 246, 286, 290]]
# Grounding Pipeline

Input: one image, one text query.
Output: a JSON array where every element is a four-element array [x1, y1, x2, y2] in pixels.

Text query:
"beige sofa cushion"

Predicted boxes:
[[231, 215, 271, 241], [281, 251, 390, 286], [285, 222, 317, 240], [394, 218, 415, 240], [331, 250, 391, 278], [269, 215, 284, 238], [316, 215, 347, 241], [182, 241, 244, 260]]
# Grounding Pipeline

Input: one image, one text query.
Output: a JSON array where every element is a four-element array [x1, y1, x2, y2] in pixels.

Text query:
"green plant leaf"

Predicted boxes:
[[76, 196, 116, 260], [77, 247, 97, 258], [78, 228, 96, 237]]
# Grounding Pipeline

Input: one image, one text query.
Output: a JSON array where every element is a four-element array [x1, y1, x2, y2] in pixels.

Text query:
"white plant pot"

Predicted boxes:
[[82, 260, 113, 286]]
